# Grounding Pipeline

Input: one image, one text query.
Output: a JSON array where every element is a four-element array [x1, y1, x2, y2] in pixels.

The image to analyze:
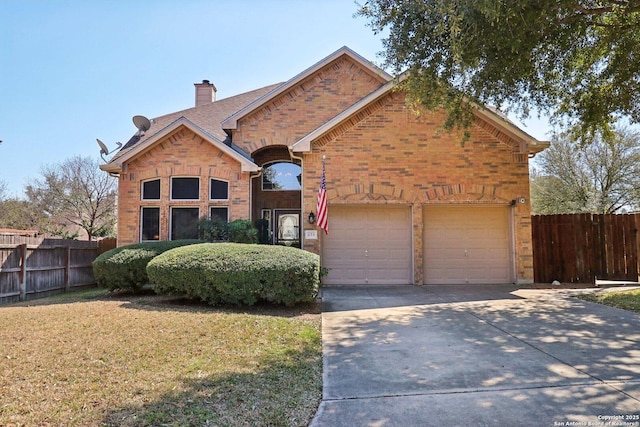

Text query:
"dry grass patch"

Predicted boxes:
[[577, 288, 640, 313], [0, 289, 321, 426]]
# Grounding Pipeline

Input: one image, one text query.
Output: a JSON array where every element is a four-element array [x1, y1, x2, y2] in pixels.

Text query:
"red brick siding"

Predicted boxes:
[[233, 56, 386, 155], [116, 127, 250, 246], [300, 92, 534, 284]]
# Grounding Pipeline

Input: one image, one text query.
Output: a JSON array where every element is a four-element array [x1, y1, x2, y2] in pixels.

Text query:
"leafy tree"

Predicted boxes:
[[358, 1, 640, 141], [0, 180, 42, 231], [0, 198, 41, 231], [25, 155, 117, 240], [530, 127, 640, 214], [262, 164, 283, 190]]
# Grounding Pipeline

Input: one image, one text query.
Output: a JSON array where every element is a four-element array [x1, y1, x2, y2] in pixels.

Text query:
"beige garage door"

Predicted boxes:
[[322, 206, 412, 285], [423, 206, 512, 285]]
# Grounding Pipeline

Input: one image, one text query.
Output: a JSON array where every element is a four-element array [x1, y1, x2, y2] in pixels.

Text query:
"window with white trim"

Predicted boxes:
[[209, 207, 229, 222], [210, 179, 229, 200], [141, 179, 160, 200], [171, 177, 200, 200], [170, 207, 199, 240], [140, 207, 160, 241]]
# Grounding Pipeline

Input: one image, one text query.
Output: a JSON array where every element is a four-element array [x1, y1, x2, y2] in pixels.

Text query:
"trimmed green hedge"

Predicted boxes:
[[147, 243, 320, 306], [92, 240, 203, 292], [197, 218, 258, 243]]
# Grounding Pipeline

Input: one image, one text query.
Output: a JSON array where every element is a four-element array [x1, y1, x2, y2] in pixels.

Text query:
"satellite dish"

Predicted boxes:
[[132, 115, 151, 132], [97, 138, 109, 156], [96, 138, 122, 162]]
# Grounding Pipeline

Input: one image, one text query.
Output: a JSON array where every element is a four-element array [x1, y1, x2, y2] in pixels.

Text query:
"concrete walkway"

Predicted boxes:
[[310, 285, 640, 427]]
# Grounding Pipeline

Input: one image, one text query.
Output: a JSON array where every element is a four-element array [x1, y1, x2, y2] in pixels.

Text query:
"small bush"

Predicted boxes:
[[254, 218, 270, 244], [148, 243, 320, 306], [198, 218, 258, 243], [228, 219, 258, 243], [93, 240, 203, 292], [198, 216, 229, 242]]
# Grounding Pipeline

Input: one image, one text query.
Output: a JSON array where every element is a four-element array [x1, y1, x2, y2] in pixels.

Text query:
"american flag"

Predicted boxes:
[[316, 158, 328, 234]]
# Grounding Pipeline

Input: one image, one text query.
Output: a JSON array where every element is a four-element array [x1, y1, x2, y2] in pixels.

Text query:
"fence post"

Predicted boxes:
[[65, 246, 71, 292], [18, 243, 27, 301]]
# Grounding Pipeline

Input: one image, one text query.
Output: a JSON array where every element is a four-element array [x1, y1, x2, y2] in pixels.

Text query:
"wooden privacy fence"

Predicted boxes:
[[532, 214, 640, 284], [0, 236, 114, 304]]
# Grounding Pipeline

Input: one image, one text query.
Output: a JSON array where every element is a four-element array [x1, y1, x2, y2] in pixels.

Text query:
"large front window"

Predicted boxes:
[[170, 207, 199, 240]]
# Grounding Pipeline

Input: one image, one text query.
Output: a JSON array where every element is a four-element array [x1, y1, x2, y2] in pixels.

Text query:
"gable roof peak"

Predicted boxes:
[[221, 46, 392, 130], [99, 116, 260, 174]]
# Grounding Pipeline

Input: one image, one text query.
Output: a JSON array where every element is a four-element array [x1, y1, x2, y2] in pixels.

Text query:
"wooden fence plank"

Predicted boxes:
[[623, 214, 638, 281], [19, 244, 27, 301], [97, 238, 117, 254], [608, 214, 615, 279], [532, 214, 640, 284], [0, 239, 99, 304], [584, 214, 596, 282], [636, 214, 640, 280], [550, 215, 562, 281]]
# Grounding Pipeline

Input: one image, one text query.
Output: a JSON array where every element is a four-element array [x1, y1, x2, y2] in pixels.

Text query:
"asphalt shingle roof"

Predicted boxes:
[[110, 83, 283, 163]]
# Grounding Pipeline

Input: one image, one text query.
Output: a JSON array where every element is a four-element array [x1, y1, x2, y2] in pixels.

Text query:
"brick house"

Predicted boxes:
[[101, 46, 549, 285]]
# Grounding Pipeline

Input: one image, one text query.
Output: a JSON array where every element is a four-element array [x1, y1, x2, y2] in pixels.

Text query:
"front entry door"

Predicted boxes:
[[275, 210, 300, 248]]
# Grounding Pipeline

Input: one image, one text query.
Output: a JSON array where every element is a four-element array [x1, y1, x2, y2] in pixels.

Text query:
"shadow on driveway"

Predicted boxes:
[[312, 284, 640, 427], [321, 283, 523, 312]]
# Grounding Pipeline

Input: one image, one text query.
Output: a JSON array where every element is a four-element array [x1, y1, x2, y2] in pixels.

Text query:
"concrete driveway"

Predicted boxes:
[[310, 285, 640, 427]]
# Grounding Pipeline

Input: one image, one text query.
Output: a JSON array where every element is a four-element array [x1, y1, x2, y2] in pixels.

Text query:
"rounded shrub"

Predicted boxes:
[[147, 243, 320, 306], [92, 240, 203, 292]]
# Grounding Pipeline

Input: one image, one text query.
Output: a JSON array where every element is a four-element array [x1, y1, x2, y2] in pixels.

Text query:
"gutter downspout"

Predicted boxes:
[[288, 147, 305, 248]]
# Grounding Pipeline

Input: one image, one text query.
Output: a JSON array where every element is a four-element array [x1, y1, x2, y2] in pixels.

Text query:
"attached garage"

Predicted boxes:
[[322, 206, 412, 285], [423, 206, 512, 285]]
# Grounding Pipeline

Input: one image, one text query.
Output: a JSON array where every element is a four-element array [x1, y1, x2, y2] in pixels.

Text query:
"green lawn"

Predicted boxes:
[[577, 288, 640, 313], [0, 289, 322, 426]]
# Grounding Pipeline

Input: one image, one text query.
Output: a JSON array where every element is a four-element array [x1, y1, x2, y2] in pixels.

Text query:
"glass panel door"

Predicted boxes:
[[275, 211, 300, 247]]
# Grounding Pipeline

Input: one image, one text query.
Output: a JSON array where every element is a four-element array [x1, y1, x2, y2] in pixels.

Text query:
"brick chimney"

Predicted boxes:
[[194, 80, 217, 106]]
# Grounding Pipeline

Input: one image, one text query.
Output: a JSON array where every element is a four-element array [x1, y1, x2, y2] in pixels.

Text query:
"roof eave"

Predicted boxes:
[[473, 107, 550, 155], [99, 162, 122, 173], [527, 140, 551, 156], [101, 117, 260, 173]]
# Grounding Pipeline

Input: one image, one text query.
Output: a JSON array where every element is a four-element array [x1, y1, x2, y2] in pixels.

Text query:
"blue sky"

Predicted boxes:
[[0, 0, 551, 198]]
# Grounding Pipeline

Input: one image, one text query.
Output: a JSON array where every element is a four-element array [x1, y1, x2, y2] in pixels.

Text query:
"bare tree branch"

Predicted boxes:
[[26, 156, 117, 240], [531, 127, 640, 214]]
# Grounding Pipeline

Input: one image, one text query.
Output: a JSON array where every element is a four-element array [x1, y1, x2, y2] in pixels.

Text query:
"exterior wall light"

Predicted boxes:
[[308, 212, 316, 224]]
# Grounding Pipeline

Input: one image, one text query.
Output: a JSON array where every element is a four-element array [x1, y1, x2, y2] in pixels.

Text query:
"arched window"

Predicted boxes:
[[262, 162, 301, 191]]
